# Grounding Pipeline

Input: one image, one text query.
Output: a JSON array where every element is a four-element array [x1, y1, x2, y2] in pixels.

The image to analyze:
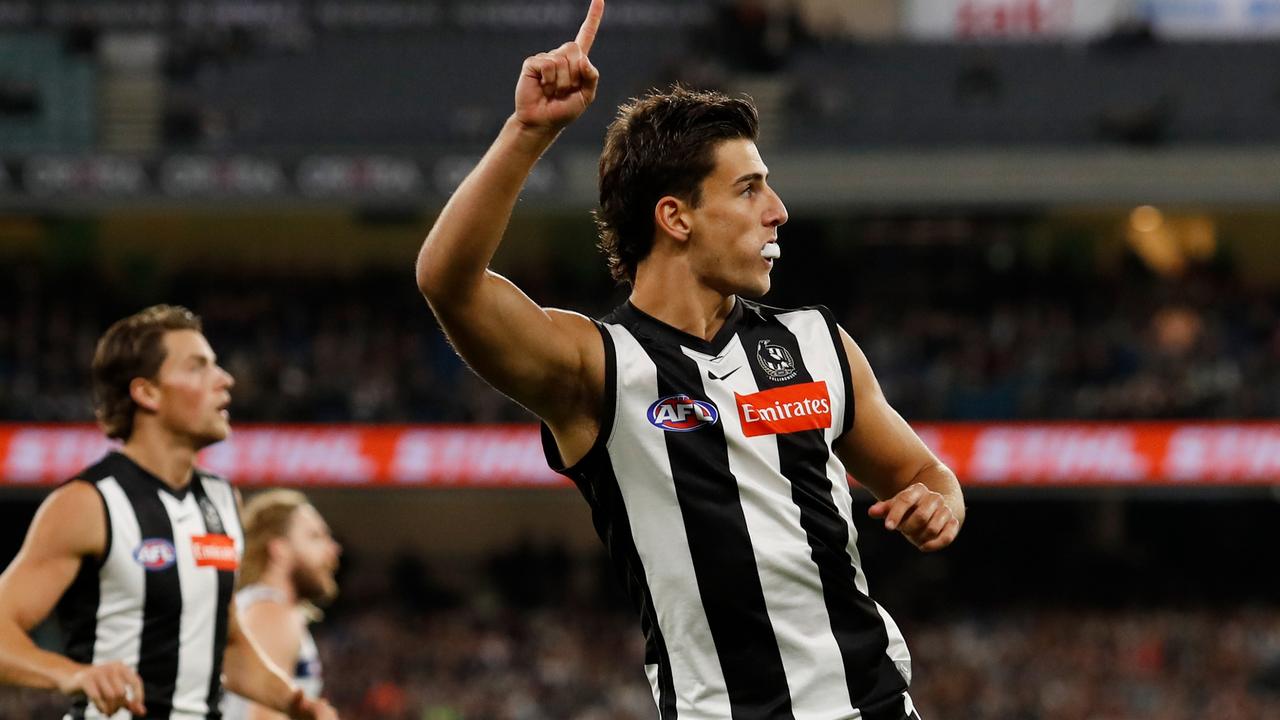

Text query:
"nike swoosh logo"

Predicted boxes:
[[707, 367, 742, 381]]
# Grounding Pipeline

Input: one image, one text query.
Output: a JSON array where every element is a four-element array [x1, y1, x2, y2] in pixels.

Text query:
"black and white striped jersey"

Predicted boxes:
[[543, 299, 918, 720], [57, 452, 242, 720]]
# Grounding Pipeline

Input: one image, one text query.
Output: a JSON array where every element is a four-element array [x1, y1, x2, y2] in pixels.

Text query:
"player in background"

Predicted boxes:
[[222, 489, 341, 720]]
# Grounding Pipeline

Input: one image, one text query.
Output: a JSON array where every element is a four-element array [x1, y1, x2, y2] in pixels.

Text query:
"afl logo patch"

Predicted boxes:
[[647, 395, 719, 432], [134, 539, 177, 571], [756, 339, 797, 381]]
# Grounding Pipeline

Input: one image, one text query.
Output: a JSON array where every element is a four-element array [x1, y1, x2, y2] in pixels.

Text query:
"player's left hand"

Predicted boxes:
[[868, 482, 961, 552]]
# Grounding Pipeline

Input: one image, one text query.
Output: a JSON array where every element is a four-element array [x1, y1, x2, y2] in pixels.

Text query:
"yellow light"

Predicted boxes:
[[1130, 205, 1164, 233]]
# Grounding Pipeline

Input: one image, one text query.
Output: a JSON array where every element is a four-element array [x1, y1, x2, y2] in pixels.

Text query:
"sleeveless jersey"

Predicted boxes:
[[542, 300, 918, 720], [219, 584, 323, 720], [57, 451, 242, 720]]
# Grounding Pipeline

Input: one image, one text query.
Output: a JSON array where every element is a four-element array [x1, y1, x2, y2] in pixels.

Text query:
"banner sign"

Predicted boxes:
[[904, 0, 1280, 39], [1137, 0, 1280, 38], [1, 422, 1277, 488], [904, 0, 1122, 39], [0, 154, 559, 202]]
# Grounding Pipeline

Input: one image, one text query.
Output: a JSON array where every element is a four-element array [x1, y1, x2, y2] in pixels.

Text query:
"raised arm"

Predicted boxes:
[[833, 327, 965, 552], [0, 482, 146, 716], [416, 0, 607, 438]]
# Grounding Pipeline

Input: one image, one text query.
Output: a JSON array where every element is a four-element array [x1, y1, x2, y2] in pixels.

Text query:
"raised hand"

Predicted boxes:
[[62, 661, 147, 717], [868, 482, 962, 552], [514, 0, 604, 133]]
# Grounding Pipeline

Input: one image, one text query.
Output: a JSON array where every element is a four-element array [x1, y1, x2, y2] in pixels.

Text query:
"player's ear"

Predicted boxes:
[[129, 377, 161, 413], [654, 196, 691, 243], [267, 536, 292, 565]]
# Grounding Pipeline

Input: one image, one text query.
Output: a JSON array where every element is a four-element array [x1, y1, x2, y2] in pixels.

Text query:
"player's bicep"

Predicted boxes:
[[431, 270, 600, 417], [0, 482, 105, 630], [833, 328, 941, 500]]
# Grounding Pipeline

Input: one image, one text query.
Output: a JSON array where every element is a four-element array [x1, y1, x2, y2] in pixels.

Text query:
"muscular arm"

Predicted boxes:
[[416, 122, 603, 425], [0, 481, 146, 715], [415, 0, 606, 449], [834, 327, 965, 551]]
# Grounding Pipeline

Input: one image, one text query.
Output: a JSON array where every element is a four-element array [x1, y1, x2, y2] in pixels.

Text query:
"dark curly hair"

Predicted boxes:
[[595, 86, 759, 284], [91, 304, 203, 440]]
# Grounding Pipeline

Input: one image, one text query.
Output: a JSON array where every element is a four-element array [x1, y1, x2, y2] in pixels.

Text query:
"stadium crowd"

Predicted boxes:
[[322, 604, 1280, 720], [2, 239, 1276, 425]]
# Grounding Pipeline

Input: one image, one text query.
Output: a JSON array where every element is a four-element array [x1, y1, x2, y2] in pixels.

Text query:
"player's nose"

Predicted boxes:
[[764, 186, 788, 228]]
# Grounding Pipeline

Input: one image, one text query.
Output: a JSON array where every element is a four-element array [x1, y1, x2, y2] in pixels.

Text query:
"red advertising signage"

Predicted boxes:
[[0, 422, 1276, 488]]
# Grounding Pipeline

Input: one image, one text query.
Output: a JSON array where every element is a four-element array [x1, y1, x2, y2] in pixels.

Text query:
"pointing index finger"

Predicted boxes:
[[575, 0, 604, 55]]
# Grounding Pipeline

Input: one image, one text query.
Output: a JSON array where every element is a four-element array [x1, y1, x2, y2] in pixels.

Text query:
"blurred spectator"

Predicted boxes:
[[0, 77, 39, 117], [713, 0, 809, 74], [791, 0, 899, 41], [908, 607, 1280, 720]]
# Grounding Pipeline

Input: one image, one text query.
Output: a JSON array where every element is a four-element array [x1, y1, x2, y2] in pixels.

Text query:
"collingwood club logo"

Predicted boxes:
[[756, 340, 796, 381]]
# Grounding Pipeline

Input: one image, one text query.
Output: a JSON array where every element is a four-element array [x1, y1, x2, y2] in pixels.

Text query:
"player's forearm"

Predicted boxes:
[[245, 700, 292, 720], [222, 640, 300, 716], [0, 621, 82, 691], [243, 696, 291, 717], [416, 116, 560, 302]]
